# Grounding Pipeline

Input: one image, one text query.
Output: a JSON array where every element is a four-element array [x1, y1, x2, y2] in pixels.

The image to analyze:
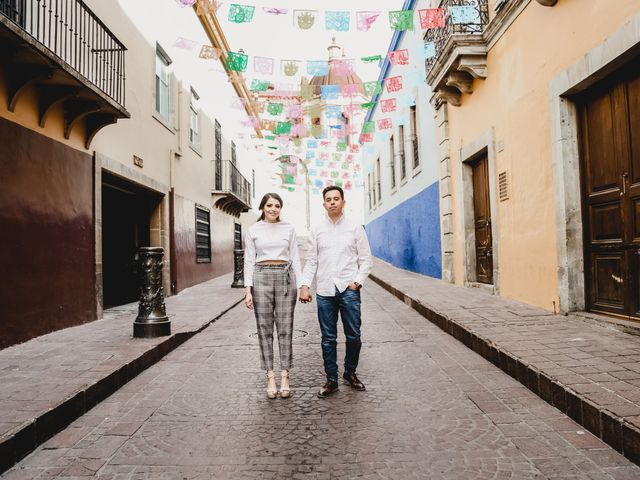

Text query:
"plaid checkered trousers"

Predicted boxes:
[[252, 264, 297, 371]]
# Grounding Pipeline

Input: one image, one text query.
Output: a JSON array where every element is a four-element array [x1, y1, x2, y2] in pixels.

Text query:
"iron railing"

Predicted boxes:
[[412, 137, 419, 169], [215, 160, 251, 208], [0, 0, 126, 106], [424, 0, 489, 74]]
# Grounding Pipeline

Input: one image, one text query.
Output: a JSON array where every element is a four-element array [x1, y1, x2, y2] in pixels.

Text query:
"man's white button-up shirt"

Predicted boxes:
[[301, 215, 372, 297]]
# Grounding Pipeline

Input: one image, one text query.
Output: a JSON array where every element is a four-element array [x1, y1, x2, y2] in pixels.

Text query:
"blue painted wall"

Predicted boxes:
[[365, 182, 442, 279]]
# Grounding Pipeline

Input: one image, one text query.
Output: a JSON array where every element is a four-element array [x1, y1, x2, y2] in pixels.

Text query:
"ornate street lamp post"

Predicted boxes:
[[133, 247, 171, 337], [231, 248, 245, 288]]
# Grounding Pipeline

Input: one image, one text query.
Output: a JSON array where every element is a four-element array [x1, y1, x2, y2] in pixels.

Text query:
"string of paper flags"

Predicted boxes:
[[175, 0, 482, 33]]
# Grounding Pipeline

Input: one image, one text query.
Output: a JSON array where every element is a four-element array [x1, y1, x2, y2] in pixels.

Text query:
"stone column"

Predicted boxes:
[[134, 247, 171, 337], [435, 102, 455, 283]]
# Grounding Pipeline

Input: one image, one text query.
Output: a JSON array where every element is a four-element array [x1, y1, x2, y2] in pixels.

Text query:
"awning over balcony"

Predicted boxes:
[[212, 160, 252, 217], [0, 0, 130, 148]]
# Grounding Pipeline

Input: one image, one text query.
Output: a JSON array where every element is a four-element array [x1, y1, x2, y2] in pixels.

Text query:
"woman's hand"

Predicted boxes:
[[245, 289, 254, 309]]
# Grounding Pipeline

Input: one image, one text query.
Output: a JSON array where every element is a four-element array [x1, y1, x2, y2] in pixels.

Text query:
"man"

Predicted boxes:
[[299, 185, 372, 398]]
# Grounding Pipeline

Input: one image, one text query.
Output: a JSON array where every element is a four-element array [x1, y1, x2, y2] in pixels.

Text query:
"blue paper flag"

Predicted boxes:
[[326, 105, 342, 119], [449, 6, 480, 25], [325, 11, 350, 31], [307, 60, 329, 76], [321, 85, 340, 100], [423, 41, 436, 59]]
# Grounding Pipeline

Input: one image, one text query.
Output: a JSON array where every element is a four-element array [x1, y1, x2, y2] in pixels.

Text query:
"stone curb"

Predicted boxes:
[[0, 298, 243, 474], [369, 273, 640, 467]]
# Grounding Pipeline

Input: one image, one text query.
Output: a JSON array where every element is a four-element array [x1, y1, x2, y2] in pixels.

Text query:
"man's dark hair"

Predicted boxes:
[[322, 185, 344, 200]]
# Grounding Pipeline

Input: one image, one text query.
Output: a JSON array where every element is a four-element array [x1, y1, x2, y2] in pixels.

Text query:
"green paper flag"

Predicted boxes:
[[363, 81, 382, 96], [250, 79, 269, 92], [362, 121, 375, 133], [226, 51, 248, 72], [275, 122, 292, 135], [389, 10, 414, 31], [267, 103, 284, 115], [361, 55, 382, 63], [361, 101, 376, 109], [336, 142, 347, 152], [228, 4, 255, 23]]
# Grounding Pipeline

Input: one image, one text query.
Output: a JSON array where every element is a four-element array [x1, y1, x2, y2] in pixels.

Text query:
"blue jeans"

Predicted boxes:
[[317, 287, 362, 382]]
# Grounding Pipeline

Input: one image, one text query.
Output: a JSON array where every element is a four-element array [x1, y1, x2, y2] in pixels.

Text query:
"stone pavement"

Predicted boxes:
[[0, 274, 244, 473], [370, 258, 640, 468], [3, 279, 640, 478]]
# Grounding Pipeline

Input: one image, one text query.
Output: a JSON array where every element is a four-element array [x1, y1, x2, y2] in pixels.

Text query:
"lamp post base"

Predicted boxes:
[[133, 319, 171, 338]]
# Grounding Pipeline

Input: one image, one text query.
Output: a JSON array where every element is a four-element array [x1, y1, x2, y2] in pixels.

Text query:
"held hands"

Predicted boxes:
[[299, 286, 312, 304]]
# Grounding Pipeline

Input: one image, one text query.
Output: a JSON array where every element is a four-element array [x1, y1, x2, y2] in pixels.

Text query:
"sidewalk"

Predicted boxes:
[[0, 274, 243, 473], [370, 258, 640, 466]]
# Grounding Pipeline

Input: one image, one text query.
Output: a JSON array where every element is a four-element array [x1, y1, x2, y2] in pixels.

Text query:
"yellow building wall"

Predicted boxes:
[[448, 0, 640, 311]]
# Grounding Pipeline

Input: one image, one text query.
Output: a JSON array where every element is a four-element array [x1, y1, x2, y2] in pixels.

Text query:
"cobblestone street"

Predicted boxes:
[[4, 281, 640, 479]]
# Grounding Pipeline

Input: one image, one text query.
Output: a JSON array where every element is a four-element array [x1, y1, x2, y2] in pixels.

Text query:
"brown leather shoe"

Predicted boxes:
[[317, 380, 339, 398], [343, 372, 366, 391]]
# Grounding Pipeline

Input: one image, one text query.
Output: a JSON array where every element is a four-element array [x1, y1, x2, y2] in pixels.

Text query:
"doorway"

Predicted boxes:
[[471, 153, 493, 285], [101, 172, 162, 308], [578, 58, 640, 319]]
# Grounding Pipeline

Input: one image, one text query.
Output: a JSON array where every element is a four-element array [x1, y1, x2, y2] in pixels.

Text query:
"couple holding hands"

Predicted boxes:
[[244, 185, 372, 399]]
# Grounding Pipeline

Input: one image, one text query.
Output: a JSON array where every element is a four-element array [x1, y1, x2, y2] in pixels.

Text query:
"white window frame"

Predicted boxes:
[[155, 44, 171, 120], [189, 87, 201, 153]]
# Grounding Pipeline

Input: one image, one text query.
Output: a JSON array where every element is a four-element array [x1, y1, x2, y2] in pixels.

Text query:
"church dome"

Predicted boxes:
[[308, 38, 365, 95]]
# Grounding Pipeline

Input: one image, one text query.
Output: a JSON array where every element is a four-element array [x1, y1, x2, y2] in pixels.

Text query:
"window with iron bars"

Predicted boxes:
[[410, 106, 419, 169], [390, 135, 396, 190], [215, 120, 222, 190], [399, 125, 406, 180], [376, 157, 382, 203], [195, 205, 211, 263]]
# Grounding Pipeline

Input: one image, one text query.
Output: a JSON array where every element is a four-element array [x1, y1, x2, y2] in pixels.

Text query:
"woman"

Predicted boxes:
[[244, 193, 302, 399]]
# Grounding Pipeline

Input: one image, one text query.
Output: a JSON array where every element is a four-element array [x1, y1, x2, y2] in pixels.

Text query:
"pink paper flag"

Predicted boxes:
[[174, 37, 199, 50], [231, 97, 247, 109], [388, 49, 410, 66], [253, 56, 274, 75], [380, 98, 397, 113], [377, 118, 392, 130], [356, 11, 380, 31], [288, 104, 303, 118], [263, 7, 287, 15], [333, 59, 355, 76], [341, 83, 361, 96], [385, 75, 403, 93], [418, 8, 445, 29]]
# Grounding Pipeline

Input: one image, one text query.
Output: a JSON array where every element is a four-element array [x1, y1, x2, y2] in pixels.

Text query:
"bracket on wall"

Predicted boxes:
[[6, 65, 53, 112]]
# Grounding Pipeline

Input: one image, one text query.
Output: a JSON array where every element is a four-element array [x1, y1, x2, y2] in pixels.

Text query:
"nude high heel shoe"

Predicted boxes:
[[266, 371, 277, 399], [280, 370, 291, 398]]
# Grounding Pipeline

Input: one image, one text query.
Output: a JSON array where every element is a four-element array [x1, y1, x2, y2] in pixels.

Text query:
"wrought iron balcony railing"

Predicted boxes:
[[212, 160, 252, 216], [424, 0, 489, 74], [0, 0, 126, 107]]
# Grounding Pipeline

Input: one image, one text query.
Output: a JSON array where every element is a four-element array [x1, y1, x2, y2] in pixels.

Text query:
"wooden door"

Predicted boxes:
[[472, 153, 493, 284], [579, 60, 640, 318]]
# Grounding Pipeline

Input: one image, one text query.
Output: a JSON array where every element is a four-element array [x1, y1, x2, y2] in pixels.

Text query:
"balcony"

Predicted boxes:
[[212, 160, 252, 217], [424, 0, 489, 108], [0, 0, 130, 147]]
